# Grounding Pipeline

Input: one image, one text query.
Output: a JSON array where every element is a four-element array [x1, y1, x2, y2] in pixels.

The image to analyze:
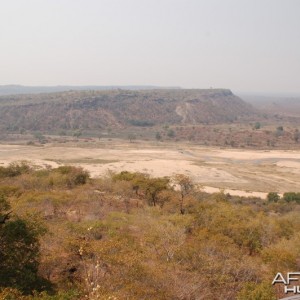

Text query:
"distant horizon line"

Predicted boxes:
[[0, 84, 299, 97]]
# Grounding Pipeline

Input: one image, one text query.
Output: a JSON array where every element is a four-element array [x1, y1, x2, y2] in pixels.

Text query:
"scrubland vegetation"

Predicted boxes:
[[0, 161, 300, 299]]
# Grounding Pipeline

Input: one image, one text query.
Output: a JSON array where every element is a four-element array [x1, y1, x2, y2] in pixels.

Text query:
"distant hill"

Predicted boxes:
[[0, 89, 257, 133], [240, 94, 300, 118], [0, 85, 181, 96]]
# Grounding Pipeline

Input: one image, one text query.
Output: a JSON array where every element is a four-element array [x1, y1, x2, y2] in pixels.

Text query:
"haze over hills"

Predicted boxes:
[[0, 85, 181, 96], [0, 89, 257, 133], [240, 94, 300, 118]]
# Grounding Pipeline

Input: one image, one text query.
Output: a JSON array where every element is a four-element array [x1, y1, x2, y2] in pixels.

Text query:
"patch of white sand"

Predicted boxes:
[[83, 159, 244, 183], [202, 186, 274, 199]]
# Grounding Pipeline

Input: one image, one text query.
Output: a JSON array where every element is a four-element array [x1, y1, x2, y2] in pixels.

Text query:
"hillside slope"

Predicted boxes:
[[0, 89, 257, 132]]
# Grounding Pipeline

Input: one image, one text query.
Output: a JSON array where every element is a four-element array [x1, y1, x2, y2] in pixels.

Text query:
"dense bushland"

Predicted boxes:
[[0, 162, 299, 299]]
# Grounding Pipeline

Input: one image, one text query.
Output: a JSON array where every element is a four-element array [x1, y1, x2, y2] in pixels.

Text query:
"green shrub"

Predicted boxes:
[[0, 197, 49, 294], [267, 192, 280, 202], [283, 192, 300, 203]]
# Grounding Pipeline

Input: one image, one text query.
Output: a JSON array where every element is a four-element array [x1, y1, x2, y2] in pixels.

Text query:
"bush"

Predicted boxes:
[[283, 192, 300, 204], [167, 129, 175, 138], [0, 161, 32, 178], [0, 196, 49, 294], [33, 132, 47, 143], [267, 192, 280, 202], [276, 126, 284, 131], [0, 288, 81, 300], [253, 122, 261, 130], [53, 166, 90, 188], [128, 120, 154, 127], [112, 171, 146, 182]]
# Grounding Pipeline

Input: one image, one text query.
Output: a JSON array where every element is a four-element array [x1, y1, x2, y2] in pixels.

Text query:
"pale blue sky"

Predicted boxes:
[[0, 0, 299, 94]]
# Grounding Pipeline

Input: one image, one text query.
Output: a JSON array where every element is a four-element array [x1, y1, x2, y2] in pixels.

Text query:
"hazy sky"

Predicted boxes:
[[1, 0, 299, 94]]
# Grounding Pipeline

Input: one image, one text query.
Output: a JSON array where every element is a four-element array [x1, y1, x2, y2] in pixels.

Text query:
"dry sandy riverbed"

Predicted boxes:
[[1, 140, 300, 199]]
